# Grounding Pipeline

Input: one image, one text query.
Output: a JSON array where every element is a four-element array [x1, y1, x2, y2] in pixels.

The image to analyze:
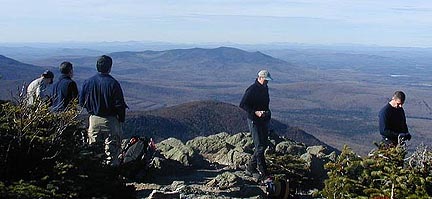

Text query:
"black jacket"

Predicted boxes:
[[239, 79, 271, 123], [51, 74, 78, 112], [379, 103, 409, 141]]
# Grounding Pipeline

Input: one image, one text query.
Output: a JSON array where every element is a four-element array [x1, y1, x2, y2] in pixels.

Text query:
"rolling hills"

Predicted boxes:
[[0, 55, 44, 80]]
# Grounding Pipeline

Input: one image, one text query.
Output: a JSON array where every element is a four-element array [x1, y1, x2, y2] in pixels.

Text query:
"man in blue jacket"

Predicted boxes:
[[52, 62, 78, 112], [240, 69, 272, 181], [80, 55, 127, 166], [379, 91, 411, 146]]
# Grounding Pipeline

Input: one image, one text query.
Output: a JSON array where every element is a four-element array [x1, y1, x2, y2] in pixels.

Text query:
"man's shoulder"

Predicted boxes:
[[379, 103, 392, 115], [246, 82, 259, 90], [29, 78, 42, 86], [86, 74, 120, 86], [85, 74, 103, 82]]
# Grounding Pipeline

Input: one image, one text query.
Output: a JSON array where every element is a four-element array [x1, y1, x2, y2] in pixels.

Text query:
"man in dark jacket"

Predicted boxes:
[[379, 91, 411, 146], [79, 55, 127, 166], [52, 62, 78, 112], [240, 69, 272, 181]]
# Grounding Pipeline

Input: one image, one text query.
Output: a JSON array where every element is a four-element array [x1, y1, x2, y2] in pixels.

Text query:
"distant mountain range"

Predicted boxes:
[[29, 46, 300, 83], [0, 55, 49, 97], [124, 100, 336, 152], [0, 55, 44, 80]]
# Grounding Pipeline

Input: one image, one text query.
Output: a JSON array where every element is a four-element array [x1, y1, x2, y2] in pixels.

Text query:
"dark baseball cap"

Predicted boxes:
[[42, 70, 54, 84]]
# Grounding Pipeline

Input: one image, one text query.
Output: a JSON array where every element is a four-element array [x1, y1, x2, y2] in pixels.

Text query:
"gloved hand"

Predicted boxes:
[[399, 133, 411, 141]]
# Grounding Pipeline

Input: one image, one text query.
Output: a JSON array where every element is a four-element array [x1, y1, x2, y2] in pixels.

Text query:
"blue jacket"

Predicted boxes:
[[379, 103, 409, 141], [51, 74, 78, 112], [239, 79, 271, 123], [79, 73, 127, 122]]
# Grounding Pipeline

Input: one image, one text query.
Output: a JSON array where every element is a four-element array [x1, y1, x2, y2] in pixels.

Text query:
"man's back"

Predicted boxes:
[[52, 74, 78, 112], [27, 77, 48, 104], [80, 73, 126, 122]]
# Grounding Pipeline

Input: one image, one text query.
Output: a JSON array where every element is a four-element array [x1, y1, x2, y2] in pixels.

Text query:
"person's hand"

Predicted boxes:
[[399, 133, 411, 141], [255, 111, 264, 117]]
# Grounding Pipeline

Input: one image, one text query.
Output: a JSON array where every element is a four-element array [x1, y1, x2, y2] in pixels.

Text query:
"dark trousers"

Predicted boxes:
[[247, 118, 269, 175]]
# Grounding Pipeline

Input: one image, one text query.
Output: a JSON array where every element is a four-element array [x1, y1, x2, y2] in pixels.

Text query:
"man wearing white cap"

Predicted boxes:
[[240, 69, 273, 181]]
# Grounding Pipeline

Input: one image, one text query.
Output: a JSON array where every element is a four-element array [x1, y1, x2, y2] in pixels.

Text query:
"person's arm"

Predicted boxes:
[[113, 82, 126, 122], [39, 82, 50, 100], [79, 81, 87, 107], [401, 109, 411, 140], [402, 109, 409, 133], [35, 83, 43, 99], [379, 108, 399, 140], [70, 81, 78, 99], [61, 81, 79, 109], [239, 87, 255, 118]]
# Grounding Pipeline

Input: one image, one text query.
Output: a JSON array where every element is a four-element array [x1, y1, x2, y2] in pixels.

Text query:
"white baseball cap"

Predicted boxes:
[[258, 69, 273, 80]]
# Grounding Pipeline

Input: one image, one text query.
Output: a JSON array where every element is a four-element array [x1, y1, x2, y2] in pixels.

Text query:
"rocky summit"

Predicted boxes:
[[126, 131, 336, 198]]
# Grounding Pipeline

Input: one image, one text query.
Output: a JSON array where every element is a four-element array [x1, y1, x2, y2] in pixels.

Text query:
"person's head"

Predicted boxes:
[[390, 91, 406, 108], [59, 61, 74, 77], [41, 70, 54, 84], [96, 55, 112, 74], [257, 69, 273, 85]]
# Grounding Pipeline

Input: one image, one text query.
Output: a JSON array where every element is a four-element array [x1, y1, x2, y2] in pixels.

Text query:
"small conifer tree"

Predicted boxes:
[[321, 144, 432, 199], [0, 88, 135, 198]]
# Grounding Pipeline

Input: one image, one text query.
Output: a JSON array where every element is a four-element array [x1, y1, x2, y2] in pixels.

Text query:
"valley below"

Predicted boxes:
[[1, 44, 432, 155]]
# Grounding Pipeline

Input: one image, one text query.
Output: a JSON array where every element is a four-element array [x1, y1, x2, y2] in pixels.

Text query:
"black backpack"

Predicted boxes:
[[266, 178, 290, 199], [119, 136, 155, 165]]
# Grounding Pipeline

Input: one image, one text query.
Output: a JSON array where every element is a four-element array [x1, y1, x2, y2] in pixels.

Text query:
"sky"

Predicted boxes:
[[0, 0, 431, 47]]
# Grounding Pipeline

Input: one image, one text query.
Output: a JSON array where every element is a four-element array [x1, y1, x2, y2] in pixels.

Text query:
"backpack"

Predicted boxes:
[[119, 136, 156, 165], [266, 178, 290, 199]]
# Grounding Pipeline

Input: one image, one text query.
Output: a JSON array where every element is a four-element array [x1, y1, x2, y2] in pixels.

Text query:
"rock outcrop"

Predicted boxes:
[[131, 132, 336, 198]]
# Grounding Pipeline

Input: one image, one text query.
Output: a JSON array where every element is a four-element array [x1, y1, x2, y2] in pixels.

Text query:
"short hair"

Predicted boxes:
[[96, 55, 112, 73], [59, 61, 73, 74], [393, 91, 406, 103]]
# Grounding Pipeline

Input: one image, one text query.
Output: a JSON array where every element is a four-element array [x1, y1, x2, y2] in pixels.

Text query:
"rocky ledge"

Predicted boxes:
[[125, 132, 336, 198]]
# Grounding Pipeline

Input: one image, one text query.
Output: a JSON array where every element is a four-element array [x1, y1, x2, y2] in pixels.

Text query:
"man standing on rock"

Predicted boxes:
[[240, 69, 273, 181], [80, 55, 127, 166]]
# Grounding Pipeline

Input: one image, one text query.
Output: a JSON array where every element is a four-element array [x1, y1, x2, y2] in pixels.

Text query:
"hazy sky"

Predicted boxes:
[[1, 0, 431, 47]]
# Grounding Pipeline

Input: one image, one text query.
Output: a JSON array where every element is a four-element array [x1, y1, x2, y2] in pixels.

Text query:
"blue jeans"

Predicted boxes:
[[247, 118, 269, 176]]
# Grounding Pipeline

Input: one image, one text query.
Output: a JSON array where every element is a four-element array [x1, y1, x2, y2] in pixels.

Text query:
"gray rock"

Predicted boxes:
[[306, 145, 326, 157], [225, 132, 253, 149], [186, 132, 252, 168], [206, 172, 241, 190], [275, 141, 307, 155], [157, 138, 203, 166], [186, 132, 233, 154], [147, 190, 180, 199], [212, 147, 251, 167]]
